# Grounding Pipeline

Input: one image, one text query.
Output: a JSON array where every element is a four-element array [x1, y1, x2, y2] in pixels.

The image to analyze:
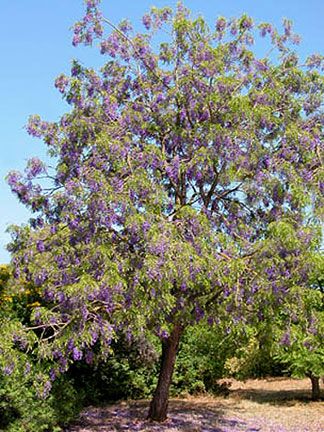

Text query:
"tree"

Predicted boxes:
[[275, 253, 324, 401], [7, 0, 323, 422]]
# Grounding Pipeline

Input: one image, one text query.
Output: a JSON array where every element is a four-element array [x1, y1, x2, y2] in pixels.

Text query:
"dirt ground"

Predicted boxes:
[[67, 378, 324, 432]]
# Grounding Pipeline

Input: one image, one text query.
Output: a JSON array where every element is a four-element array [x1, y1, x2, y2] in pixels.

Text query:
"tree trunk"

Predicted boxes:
[[147, 324, 183, 422], [310, 375, 321, 401]]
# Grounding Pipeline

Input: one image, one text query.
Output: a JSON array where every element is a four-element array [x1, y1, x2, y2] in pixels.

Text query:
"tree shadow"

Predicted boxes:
[[67, 399, 258, 432], [230, 387, 320, 406]]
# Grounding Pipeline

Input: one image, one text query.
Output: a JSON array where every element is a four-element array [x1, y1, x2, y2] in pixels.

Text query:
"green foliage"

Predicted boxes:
[[224, 323, 284, 379], [69, 333, 159, 403], [0, 264, 12, 304], [0, 264, 10, 286], [172, 323, 239, 395], [0, 371, 81, 432], [67, 323, 241, 404], [0, 275, 82, 431], [275, 286, 324, 381]]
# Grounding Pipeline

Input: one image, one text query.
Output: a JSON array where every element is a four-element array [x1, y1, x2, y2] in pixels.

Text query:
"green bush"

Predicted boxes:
[[0, 371, 81, 432], [0, 272, 82, 432], [224, 323, 286, 380], [69, 323, 240, 404], [172, 323, 240, 395], [69, 333, 159, 403]]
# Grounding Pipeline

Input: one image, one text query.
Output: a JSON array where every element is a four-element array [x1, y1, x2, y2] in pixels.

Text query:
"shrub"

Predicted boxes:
[[69, 332, 159, 403]]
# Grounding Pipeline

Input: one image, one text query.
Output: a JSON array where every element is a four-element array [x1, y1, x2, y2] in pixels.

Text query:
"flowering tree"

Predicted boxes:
[[7, 0, 323, 422]]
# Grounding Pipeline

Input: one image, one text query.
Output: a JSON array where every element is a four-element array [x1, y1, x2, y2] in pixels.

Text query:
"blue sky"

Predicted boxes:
[[0, 0, 323, 263]]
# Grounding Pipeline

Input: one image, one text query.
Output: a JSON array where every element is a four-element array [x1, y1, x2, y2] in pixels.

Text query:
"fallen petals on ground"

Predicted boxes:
[[67, 378, 324, 432]]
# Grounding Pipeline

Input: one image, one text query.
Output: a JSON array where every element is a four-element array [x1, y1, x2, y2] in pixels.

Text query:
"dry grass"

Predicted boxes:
[[67, 378, 324, 432]]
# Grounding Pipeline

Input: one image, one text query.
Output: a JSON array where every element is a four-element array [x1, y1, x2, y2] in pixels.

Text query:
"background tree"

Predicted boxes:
[[275, 252, 324, 401], [7, 0, 323, 422]]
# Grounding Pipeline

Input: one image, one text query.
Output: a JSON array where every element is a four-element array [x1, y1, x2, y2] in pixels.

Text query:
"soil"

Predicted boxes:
[[67, 378, 324, 432]]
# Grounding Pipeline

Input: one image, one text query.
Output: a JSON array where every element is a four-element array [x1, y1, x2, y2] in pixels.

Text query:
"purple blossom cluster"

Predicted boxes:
[[216, 17, 227, 33], [72, 3, 103, 47], [142, 14, 152, 30], [55, 74, 70, 93], [26, 157, 45, 178]]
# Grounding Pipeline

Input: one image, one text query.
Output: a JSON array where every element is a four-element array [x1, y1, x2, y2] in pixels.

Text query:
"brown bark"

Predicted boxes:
[[310, 375, 321, 401], [147, 324, 183, 422]]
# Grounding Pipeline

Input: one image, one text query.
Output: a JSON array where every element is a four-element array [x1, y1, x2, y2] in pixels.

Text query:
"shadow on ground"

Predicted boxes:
[[67, 399, 259, 432], [230, 387, 321, 406]]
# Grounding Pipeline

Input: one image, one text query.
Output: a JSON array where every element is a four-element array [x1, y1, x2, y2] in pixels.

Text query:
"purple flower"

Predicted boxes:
[[180, 282, 187, 292], [68, 218, 79, 230], [230, 23, 238, 36], [81, 305, 89, 320], [84, 30, 93, 45], [50, 225, 57, 235], [160, 330, 169, 339], [280, 331, 291, 346], [142, 220, 151, 233], [262, 155, 271, 169], [161, 8, 171, 22], [195, 305, 205, 322], [223, 287, 230, 298], [303, 340, 313, 350], [86, 0, 100, 8], [34, 269, 47, 286], [85, 350, 94, 364], [207, 317, 214, 325], [26, 157, 45, 178], [72, 34, 81, 47], [91, 331, 99, 344], [166, 156, 180, 183], [26, 115, 44, 137], [36, 240, 45, 253], [166, 201, 173, 212], [259, 23, 273, 37], [163, 75, 172, 86], [198, 110, 209, 122], [254, 60, 268, 72], [49, 368, 57, 381], [306, 53, 323, 69], [34, 217, 44, 228], [283, 18, 292, 37], [44, 289, 55, 301], [309, 326, 317, 336], [72, 347, 83, 361], [53, 350, 63, 360], [240, 15, 253, 30], [24, 362, 31, 375], [71, 61, 81, 77], [55, 74, 69, 93], [216, 17, 226, 32], [7, 171, 22, 188], [57, 292, 65, 303], [155, 93, 165, 104], [59, 357, 68, 372], [3, 363, 14, 376], [41, 380, 52, 399], [194, 171, 203, 182], [119, 20, 132, 34], [142, 14, 152, 30], [101, 33, 120, 56]]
